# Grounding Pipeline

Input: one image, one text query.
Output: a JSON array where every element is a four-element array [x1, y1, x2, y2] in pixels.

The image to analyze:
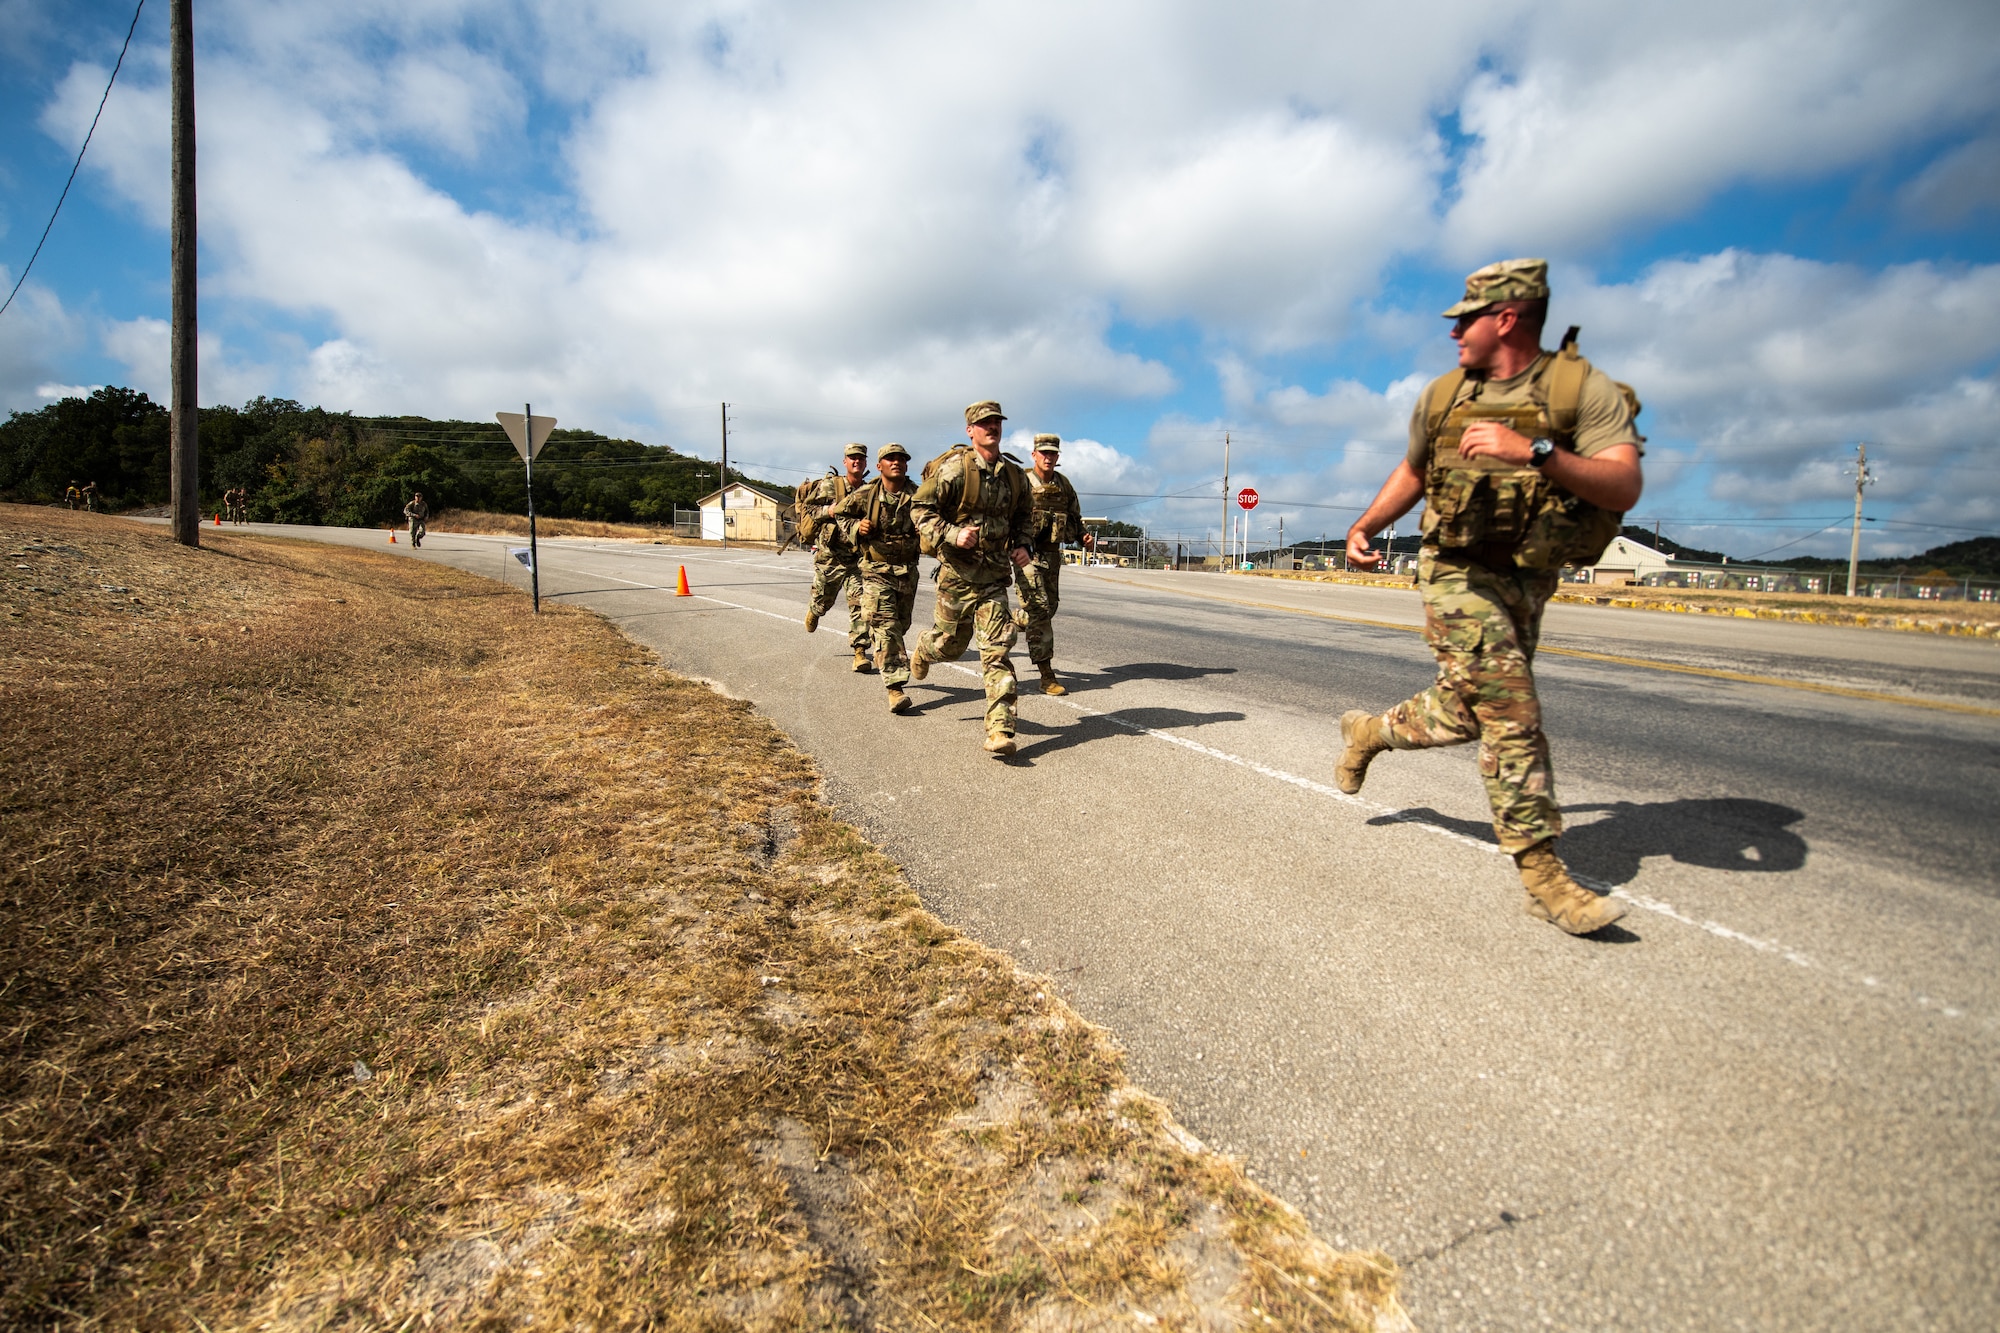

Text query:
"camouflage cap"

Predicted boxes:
[[1031, 434, 1060, 453], [1442, 258, 1550, 318], [877, 441, 910, 461], [964, 400, 1006, 427], [842, 442, 869, 459]]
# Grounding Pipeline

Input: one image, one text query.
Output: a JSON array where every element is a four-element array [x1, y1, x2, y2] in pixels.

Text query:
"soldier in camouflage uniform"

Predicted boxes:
[[403, 492, 430, 547], [803, 443, 873, 670], [1013, 434, 1093, 695], [910, 400, 1035, 756], [1339, 259, 1645, 936], [828, 443, 922, 713]]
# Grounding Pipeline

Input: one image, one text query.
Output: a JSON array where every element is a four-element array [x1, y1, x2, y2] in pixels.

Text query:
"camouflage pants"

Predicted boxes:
[[916, 566, 1019, 734], [1013, 555, 1059, 665], [1382, 549, 1563, 853], [407, 517, 426, 546], [861, 568, 918, 687], [808, 548, 867, 650]]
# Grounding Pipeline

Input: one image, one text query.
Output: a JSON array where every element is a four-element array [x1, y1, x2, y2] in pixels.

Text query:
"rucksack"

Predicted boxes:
[[1418, 327, 1640, 569], [793, 472, 850, 545], [915, 446, 1027, 557]]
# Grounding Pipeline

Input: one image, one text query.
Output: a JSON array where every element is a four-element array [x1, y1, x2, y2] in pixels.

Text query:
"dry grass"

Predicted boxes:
[[1, 505, 1405, 1332]]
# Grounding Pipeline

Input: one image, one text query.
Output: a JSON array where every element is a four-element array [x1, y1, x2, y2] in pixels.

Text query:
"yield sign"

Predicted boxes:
[[497, 411, 558, 461], [1236, 487, 1260, 510]]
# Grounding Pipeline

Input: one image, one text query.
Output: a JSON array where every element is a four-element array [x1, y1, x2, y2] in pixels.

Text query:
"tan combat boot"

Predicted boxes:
[[1516, 841, 1626, 935], [983, 729, 1017, 756], [1335, 709, 1390, 795], [886, 687, 912, 714], [1037, 663, 1066, 696], [909, 652, 931, 681], [804, 608, 819, 633], [852, 649, 872, 673]]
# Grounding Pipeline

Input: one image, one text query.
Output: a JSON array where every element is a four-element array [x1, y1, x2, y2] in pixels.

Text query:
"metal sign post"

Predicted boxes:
[[497, 406, 557, 612], [1236, 488, 1258, 568]]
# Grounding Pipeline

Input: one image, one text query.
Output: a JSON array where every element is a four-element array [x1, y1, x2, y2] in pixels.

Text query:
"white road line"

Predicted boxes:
[[555, 568, 803, 623], [940, 661, 1983, 1031]]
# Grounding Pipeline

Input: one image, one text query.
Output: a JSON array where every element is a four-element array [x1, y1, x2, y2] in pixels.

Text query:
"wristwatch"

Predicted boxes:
[[1528, 438, 1555, 469]]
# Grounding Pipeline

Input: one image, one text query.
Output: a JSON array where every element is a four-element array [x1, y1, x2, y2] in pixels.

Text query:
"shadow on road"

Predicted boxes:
[[1368, 797, 1809, 889], [1011, 706, 1246, 763], [1065, 661, 1239, 692]]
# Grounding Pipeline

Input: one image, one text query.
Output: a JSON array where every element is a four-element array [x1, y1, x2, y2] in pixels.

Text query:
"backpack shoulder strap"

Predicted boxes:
[[958, 450, 980, 520], [1422, 369, 1468, 443], [1542, 345, 1589, 440]]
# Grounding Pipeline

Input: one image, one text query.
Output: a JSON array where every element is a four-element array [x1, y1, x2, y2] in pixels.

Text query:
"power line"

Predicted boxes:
[[0, 0, 148, 321]]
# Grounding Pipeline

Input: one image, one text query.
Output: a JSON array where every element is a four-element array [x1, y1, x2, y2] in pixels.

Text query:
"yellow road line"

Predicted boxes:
[[1089, 573, 2000, 720]]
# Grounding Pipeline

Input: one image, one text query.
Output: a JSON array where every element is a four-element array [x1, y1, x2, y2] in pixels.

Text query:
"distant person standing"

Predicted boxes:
[[80, 481, 97, 512], [403, 492, 429, 547], [1014, 434, 1092, 696], [909, 400, 1034, 756], [802, 443, 873, 671], [1338, 258, 1644, 936], [64, 481, 81, 510], [828, 443, 922, 713]]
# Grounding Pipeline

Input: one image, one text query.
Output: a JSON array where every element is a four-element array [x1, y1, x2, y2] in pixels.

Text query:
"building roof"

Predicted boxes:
[[696, 482, 789, 507]]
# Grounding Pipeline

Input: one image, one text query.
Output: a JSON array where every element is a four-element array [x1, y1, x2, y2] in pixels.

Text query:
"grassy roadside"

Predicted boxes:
[[1231, 567, 2000, 637], [1, 506, 1406, 1331]]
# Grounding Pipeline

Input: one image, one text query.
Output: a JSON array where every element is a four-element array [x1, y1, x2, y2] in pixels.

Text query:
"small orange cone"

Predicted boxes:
[[389, 530, 397, 543], [213, 512, 222, 525], [675, 565, 692, 596]]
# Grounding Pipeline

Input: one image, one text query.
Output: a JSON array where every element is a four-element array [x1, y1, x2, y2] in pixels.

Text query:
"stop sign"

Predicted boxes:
[[1237, 487, 1259, 510]]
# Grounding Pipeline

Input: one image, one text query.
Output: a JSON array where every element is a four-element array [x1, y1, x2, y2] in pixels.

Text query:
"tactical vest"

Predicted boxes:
[[1419, 332, 1639, 570], [859, 483, 920, 565], [795, 473, 851, 544], [915, 446, 1026, 557], [1028, 472, 1075, 547]]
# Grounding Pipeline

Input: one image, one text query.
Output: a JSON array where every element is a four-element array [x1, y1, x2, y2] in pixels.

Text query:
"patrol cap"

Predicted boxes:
[[842, 442, 869, 459], [1031, 434, 1061, 454], [877, 442, 910, 461], [964, 400, 1005, 427], [1442, 258, 1550, 318]]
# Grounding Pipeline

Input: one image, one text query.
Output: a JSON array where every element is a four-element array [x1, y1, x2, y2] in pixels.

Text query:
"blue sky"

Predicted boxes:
[[4, 0, 1999, 559]]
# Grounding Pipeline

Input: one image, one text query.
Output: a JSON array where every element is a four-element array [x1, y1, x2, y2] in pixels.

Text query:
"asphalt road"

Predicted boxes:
[[216, 524, 2000, 1330]]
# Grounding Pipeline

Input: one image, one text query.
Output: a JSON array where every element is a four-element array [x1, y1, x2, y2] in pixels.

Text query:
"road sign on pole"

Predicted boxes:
[[1237, 488, 1259, 511], [497, 407, 557, 613]]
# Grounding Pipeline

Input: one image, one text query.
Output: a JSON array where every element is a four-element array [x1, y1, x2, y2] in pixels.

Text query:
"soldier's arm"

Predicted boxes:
[[1065, 480, 1091, 548], [911, 467, 961, 551], [1006, 466, 1034, 562], [1345, 461, 1425, 569]]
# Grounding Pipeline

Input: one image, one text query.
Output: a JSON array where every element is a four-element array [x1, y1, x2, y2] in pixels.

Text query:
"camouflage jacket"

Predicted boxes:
[[912, 449, 1033, 584], [829, 479, 920, 575], [1026, 469, 1083, 554]]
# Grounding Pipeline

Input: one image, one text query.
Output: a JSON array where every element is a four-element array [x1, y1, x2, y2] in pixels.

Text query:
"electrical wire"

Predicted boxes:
[[0, 0, 148, 321]]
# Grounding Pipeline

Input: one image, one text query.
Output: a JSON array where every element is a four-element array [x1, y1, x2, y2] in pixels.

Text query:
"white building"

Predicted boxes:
[[697, 482, 789, 543], [1578, 534, 1675, 585]]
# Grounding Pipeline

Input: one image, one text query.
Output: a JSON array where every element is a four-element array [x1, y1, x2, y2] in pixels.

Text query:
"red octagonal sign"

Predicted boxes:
[[1236, 487, 1259, 510]]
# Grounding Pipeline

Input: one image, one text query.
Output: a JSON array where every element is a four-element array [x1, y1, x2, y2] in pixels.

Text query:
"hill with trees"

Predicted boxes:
[[0, 388, 789, 528]]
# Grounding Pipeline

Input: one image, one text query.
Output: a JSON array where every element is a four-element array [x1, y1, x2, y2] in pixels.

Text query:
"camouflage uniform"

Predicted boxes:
[[805, 472, 869, 653], [403, 496, 430, 548], [1015, 455, 1083, 667], [1372, 260, 1642, 854], [828, 469, 920, 687], [912, 435, 1034, 737]]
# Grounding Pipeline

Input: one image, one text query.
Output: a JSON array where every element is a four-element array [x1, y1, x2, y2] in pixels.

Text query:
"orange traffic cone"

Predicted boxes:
[[676, 565, 692, 596], [389, 530, 397, 543], [213, 512, 222, 525]]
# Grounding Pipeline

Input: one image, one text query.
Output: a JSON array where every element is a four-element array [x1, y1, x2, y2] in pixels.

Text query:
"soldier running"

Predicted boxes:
[[828, 443, 923, 713], [65, 481, 81, 510], [1339, 258, 1644, 936], [801, 444, 873, 671], [909, 400, 1035, 756], [403, 491, 430, 547], [1014, 434, 1093, 696]]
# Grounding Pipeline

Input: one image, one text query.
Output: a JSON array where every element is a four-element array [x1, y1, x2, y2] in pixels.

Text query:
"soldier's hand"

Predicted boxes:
[[1459, 420, 1534, 465], [1345, 524, 1381, 570], [1010, 546, 1032, 568], [954, 525, 979, 550], [856, 519, 873, 536], [1082, 532, 1095, 549]]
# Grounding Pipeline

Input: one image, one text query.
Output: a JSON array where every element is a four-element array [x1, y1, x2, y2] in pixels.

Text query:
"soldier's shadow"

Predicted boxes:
[[1010, 707, 1246, 763], [1367, 797, 1808, 889], [1065, 661, 1239, 693]]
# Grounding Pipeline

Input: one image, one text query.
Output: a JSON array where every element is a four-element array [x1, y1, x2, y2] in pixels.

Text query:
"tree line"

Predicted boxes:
[[0, 387, 791, 527]]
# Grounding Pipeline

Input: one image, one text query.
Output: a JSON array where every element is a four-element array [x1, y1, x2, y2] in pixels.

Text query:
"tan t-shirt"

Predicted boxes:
[[1406, 352, 1642, 471]]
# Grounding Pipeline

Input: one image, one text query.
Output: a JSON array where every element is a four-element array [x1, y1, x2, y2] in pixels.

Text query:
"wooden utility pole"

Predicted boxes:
[[169, 0, 198, 546], [1846, 443, 1874, 597], [719, 402, 729, 550]]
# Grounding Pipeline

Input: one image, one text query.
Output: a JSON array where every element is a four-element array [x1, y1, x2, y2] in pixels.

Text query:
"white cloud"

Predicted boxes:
[[0, 277, 86, 414], [35, 382, 102, 400]]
